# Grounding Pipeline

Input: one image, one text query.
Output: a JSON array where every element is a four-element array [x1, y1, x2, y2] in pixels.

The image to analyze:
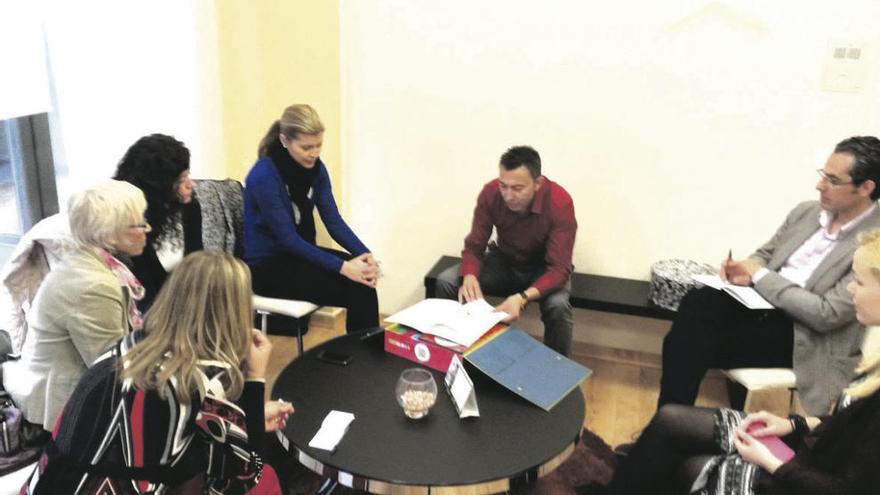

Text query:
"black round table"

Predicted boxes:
[[272, 329, 585, 494]]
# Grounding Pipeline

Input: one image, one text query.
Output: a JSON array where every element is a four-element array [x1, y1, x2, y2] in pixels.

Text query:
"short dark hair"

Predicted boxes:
[[835, 136, 880, 200], [500, 146, 541, 179]]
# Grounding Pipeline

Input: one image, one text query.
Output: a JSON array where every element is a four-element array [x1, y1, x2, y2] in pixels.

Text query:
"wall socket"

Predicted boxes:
[[822, 38, 869, 93]]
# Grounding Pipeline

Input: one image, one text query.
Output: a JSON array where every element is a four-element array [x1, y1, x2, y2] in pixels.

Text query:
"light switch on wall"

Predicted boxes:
[[822, 38, 870, 93]]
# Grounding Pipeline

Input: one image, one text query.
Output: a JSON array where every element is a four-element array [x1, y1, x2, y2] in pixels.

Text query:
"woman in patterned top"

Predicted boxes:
[[24, 251, 293, 494], [591, 229, 880, 495]]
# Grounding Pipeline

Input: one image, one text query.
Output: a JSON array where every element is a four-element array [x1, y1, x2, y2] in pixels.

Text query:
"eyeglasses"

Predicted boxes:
[[128, 222, 150, 231], [816, 169, 855, 187]]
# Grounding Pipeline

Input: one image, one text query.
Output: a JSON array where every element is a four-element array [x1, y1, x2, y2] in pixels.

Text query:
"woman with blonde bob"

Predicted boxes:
[[3, 179, 150, 433], [25, 252, 293, 494], [591, 230, 880, 495], [244, 104, 380, 333]]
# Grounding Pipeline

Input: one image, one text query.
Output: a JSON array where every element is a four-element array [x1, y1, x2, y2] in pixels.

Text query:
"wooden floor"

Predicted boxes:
[[575, 345, 729, 447], [265, 322, 735, 449]]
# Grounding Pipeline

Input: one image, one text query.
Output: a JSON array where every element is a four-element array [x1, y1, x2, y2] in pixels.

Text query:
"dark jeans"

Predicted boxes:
[[433, 250, 573, 357], [658, 286, 793, 407], [608, 405, 720, 495], [249, 248, 379, 333]]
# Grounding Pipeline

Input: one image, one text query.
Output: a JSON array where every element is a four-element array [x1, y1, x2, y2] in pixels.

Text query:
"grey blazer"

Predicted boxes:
[[2, 248, 129, 430], [752, 201, 880, 415]]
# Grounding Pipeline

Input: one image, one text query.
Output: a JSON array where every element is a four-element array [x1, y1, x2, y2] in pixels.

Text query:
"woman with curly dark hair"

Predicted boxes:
[[113, 133, 201, 310]]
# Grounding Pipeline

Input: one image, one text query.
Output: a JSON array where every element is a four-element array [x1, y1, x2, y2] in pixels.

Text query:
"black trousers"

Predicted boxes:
[[250, 248, 379, 333], [608, 405, 720, 495], [658, 287, 794, 407]]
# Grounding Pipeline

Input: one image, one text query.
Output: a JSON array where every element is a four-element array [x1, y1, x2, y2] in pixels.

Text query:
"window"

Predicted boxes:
[[0, 120, 22, 234], [0, 114, 58, 261]]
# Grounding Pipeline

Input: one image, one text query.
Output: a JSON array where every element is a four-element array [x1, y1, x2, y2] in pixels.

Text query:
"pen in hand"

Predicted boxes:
[[722, 249, 733, 282]]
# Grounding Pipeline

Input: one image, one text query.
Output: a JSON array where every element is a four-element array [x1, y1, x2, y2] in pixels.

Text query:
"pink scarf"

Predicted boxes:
[[95, 248, 145, 331]]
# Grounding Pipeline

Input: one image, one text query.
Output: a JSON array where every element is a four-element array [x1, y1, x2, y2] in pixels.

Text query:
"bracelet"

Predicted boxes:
[[788, 414, 809, 436], [519, 291, 529, 309]]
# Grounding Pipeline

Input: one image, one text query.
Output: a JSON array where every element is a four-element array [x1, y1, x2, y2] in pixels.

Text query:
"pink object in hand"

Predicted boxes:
[[746, 421, 796, 463]]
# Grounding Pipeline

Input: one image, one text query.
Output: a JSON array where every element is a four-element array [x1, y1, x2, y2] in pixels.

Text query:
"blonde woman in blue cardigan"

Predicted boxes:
[[244, 104, 380, 333]]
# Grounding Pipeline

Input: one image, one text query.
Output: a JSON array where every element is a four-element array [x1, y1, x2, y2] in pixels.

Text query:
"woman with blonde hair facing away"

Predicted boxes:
[[590, 229, 880, 494], [3, 180, 149, 433], [25, 251, 294, 494], [244, 104, 380, 333]]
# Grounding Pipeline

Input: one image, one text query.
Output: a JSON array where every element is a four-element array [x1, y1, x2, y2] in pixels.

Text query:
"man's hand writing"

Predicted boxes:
[[721, 258, 763, 286]]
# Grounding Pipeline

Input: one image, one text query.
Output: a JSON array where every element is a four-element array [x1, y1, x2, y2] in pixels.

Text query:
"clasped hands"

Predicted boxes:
[[720, 257, 763, 286], [458, 274, 525, 322], [341, 252, 381, 288]]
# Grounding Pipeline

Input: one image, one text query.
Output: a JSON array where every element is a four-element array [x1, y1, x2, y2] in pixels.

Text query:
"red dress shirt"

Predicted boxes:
[[461, 177, 577, 294]]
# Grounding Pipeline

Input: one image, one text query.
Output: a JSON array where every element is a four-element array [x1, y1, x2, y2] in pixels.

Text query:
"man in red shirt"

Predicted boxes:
[[435, 146, 578, 356]]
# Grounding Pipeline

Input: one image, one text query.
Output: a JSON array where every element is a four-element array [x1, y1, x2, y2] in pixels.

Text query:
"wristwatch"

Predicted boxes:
[[518, 291, 529, 309]]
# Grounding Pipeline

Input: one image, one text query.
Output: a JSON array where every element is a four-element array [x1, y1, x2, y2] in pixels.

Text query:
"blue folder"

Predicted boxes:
[[464, 326, 592, 411]]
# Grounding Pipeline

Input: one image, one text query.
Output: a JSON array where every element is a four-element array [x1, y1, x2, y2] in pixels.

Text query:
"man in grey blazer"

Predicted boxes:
[[659, 136, 880, 416]]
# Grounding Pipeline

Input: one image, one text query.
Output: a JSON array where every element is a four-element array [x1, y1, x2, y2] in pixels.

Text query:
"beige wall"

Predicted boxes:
[[340, 0, 880, 323], [214, 0, 341, 183], [42, 2, 879, 353], [214, 0, 343, 239]]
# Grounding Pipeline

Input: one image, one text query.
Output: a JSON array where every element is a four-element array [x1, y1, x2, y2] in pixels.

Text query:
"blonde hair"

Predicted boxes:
[[67, 180, 146, 251], [120, 251, 253, 401], [257, 104, 325, 157], [845, 228, 880, 399]]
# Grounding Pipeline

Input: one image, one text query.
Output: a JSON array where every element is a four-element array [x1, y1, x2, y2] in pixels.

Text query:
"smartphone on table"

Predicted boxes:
[[318, 350, 353, 366]]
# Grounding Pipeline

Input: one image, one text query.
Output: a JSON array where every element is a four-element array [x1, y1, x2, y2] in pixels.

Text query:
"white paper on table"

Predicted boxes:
[[444, 355, 479, 418], [691, 274, 773, 310], [308, 410, 355, 451], [385, 298, 507, 347]]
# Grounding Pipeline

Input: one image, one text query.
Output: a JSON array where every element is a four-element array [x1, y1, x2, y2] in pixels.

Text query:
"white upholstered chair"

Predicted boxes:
[[723, 325, 880, 412], [196, 179, 323, 357], [252, 295, 320, 356]]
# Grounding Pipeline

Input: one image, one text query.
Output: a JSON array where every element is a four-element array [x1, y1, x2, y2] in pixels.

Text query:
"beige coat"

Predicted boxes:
[[2, 247, 129, 430], [0, 213, 73, 353]]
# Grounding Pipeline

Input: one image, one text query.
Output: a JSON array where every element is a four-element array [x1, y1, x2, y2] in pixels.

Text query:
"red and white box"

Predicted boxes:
[[383, 324, 467, 372]]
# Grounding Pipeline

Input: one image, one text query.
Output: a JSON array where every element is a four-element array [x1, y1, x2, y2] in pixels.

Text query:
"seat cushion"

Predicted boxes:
[[252, 295, 319, 319], [722, 368, 797, 390]]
